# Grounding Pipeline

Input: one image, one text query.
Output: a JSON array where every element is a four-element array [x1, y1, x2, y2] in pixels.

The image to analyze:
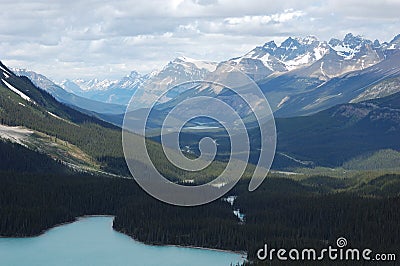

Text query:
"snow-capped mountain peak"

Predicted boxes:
[[56, 71, 147, 105], [262, 40, 278, 53], [388, 34, 400, 49], [172, 56, 218, 72], [231, 35, 330, 75], [298, 35, 319, 45], [328, 33, 376, 60], [283, 41, 330, 70], [343, 33, 365, 46], [127, 70, 140, 79], [72, 78, 119, 91]]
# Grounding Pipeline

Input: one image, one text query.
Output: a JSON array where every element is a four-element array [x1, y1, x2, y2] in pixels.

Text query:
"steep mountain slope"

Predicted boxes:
[[1, 62, 122, 127], [126, 56, 218, 109], [0, 138, 69, 174], [350, 76, 400, 103], [0, 124, 101, 172], [274, 50, 400, 117], [0, 61, 128, 175], [275, 91, 400, 167], [256, 72, 324, 111]]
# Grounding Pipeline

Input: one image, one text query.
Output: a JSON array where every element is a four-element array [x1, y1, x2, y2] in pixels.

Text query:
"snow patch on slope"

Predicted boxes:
[[0, 65, 11, 75], [277, 96, 290, 108], [1, 79, 33, 102], [285, 53, 312, 70], [330, 44, 356, 59]]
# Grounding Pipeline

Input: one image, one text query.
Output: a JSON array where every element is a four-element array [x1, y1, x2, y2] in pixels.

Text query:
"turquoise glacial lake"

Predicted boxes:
[[0, 216, 246, 266]]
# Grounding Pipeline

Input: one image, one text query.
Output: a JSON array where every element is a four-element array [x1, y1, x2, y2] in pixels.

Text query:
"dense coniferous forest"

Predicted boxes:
[[0, 140, 68, 173], [1, 165, 399, 264]]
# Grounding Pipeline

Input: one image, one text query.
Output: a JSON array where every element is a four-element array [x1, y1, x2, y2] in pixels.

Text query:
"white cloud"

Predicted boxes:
[[0, 0, 399, 80], [224, 9, 305, 25]]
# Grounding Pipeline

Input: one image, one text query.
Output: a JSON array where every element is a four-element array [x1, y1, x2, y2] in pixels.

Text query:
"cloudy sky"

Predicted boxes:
[[1, 0, 399, 81]]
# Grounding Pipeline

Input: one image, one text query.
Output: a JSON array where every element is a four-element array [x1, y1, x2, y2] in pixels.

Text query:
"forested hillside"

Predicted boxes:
[[0, 139, 68, 173], [0, 62, 128, 175], [0, 170, 399, 264]]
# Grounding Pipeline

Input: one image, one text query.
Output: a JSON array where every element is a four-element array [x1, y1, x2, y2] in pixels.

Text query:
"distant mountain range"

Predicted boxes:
[[59, 70, 145, 106], [12, 69, 126, 115], [13, 33, 400, 122], [264, 48, 400, 117], [154, 33, 400, 121]]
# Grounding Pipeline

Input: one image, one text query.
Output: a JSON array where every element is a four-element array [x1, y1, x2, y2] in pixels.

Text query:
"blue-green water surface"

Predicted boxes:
[[0, 216, 245, 266]]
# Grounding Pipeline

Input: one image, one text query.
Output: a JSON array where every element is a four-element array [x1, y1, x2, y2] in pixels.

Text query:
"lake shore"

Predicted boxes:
[[111, 217, 248, 257], [1, 215, 247, 259], [0, 215, 246, 266], [0, 214, 113, 239]]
